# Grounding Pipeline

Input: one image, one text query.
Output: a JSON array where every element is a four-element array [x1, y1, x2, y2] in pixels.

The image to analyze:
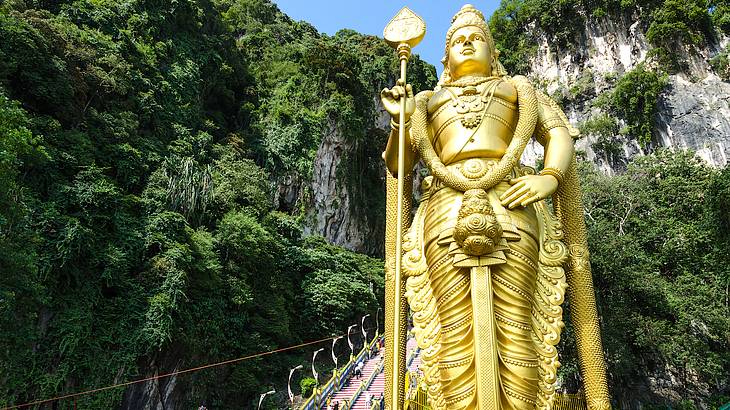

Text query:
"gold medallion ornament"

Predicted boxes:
[[453, 189, 503, 256], [381, 4, 611, 410]]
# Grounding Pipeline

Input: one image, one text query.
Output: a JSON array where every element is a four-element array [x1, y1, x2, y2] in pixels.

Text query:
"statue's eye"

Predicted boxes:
[[473, 35, 484, 41]]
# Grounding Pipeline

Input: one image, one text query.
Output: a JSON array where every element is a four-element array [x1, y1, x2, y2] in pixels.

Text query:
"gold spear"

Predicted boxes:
[[383, 7, 425, 410]]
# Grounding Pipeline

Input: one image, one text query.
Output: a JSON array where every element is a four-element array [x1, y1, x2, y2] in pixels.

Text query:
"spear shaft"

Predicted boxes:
[[383, 9, 424, 409], [392, 46, 409, 410]]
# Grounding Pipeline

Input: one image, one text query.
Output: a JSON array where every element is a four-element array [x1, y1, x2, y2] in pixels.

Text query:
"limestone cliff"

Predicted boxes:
[[273, 106, 391, 256], [517, 10, 730, 173], [302, 119, 380, 255]]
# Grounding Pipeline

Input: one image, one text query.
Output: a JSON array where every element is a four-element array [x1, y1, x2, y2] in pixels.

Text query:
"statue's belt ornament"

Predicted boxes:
[[454, 188, 503, 256]]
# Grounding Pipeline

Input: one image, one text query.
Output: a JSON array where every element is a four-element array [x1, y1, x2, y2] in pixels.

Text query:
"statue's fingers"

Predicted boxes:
[[500, 184, 529, 206], [509, 191, 535, 209], [392, 86, 402, 99], [508, 176, 528, 184], [406, 84, 413, 97], [519, 193, 539, 207], [499, 181, 525, 200]]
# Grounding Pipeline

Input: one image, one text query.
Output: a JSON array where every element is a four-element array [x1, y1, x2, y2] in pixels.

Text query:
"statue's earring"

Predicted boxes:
[[492, 49, 506, 77], [439, 58, 451, 86]]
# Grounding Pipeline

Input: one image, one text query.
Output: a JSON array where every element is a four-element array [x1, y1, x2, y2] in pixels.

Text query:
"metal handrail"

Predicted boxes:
[[299, 333, 383, 410], [342, 335, 382, 410], [345, 355, 383, 409]]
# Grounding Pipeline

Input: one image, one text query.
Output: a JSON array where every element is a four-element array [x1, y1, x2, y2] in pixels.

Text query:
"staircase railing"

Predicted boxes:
[[299, 333, 383, 410], [340, 335, 382, 410], [369, 339, 420, 410], [342, 353, 384, 410]]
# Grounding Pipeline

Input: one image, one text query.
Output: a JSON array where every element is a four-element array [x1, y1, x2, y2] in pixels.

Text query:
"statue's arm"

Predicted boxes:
[[381, 89, 429, 177], [535, 92, 576, 180], [383, 125, 419, 177], [501, 91, 576, 209]]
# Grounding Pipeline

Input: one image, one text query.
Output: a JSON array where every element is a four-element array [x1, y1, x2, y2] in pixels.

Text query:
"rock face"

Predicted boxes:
[[303, 121, 368, 252], [519, 12, 730, 172], [530, 14, 650, 89], [656, 75, 730, 167], [119, 356, 184, 410], [297, 107, 389, 255]]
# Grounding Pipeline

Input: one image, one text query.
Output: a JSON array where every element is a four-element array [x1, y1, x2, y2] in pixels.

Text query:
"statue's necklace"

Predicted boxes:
[[444, 75, 498, 87], [444, 78, 500, 129]]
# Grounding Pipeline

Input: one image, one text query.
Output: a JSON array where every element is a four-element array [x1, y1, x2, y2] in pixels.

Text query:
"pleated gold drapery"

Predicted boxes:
[[403, 162, 570, 410]]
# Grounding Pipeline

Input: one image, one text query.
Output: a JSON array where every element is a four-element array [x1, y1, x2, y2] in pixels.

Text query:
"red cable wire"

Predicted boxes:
[[2, 328, 378, 410]]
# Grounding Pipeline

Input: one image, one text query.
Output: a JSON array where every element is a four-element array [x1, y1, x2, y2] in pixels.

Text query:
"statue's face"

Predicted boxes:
[[447, 26, 491, 79]]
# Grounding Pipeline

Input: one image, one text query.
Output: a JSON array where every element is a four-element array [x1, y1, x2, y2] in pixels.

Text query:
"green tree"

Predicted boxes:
[[609, 65, 668, 146], [574, 151, 730, 403]]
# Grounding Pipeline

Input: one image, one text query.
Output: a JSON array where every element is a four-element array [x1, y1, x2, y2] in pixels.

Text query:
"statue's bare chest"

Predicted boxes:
[[426, 80, 519, 163]]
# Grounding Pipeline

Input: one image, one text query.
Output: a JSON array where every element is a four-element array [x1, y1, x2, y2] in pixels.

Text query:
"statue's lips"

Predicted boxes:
[[461, 48, 475, 55]]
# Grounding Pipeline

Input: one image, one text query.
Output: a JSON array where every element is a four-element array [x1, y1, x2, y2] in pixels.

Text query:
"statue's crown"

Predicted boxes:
[[451, 4, 485, 26], [447, 4, 490, 43]]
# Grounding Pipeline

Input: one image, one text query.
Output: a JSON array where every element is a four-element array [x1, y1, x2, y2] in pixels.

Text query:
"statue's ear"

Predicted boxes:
[[492, 51, 508, 77]]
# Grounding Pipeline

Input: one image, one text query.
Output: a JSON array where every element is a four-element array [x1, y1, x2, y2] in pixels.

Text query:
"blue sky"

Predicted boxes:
[[273, 1, 502, 73]]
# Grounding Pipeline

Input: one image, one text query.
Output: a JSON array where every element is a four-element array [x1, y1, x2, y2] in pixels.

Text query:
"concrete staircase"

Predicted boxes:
[[346, 338, 420, 410], [326, 349, 383, 409]]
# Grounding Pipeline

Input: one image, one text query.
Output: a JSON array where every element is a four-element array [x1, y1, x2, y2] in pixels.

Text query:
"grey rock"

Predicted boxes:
[[655, 75, 730, 167], [521, 11, 730, 173], [303, 120, 368, 252]]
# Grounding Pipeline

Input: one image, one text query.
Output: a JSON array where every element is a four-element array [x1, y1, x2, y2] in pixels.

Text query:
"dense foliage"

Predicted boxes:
[[0, 0, 438, 408], [561, 151, 730, 406], [609, 65, 668, 147], [2, 0, 728, 408]]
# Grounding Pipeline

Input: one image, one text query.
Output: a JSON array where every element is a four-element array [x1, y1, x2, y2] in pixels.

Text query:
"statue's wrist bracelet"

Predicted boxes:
[[390, 118, 411, 130], [539, 167, 564, 184]]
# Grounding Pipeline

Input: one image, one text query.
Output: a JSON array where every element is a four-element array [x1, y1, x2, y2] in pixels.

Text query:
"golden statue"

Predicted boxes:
[[380, 5, 611, 410]]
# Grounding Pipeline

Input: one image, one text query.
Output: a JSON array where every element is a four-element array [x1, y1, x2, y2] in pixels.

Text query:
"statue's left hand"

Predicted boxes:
[[499, 175, 559, 209]]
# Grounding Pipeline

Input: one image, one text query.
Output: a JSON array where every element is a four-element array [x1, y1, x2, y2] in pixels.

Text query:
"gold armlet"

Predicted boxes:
[[539, 167, 564, 185], [535, 118, 566, 144], [390, 118, 411, 130]]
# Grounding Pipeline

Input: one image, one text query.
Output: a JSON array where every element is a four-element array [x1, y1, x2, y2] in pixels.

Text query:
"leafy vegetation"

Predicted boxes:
[[559, 151, 730, 403], [710, 45, 730, 80], [578, 65, 666, 152], [1, 0, 728, 408], [712, 0, 730, 34], [300, 377, 317, 398], [608, 65, 668, 146], [580, 113, 624, 163], [0, 0, 437, 408]]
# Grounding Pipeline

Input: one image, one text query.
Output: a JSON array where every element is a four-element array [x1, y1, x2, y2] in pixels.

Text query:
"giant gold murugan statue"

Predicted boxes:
[[380, 4, 611, 410]]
